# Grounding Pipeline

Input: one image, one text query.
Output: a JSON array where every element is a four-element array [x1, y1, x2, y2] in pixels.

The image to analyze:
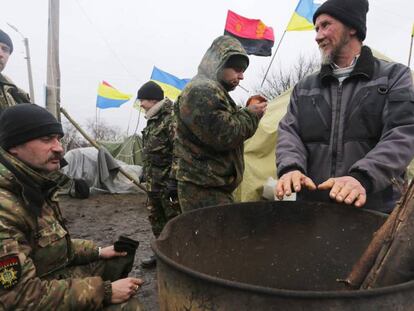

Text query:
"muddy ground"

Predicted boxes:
[[60, 192, 159, 310]]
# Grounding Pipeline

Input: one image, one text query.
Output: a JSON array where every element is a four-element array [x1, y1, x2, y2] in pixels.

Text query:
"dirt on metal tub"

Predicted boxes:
[[152, 201, 414, 310]]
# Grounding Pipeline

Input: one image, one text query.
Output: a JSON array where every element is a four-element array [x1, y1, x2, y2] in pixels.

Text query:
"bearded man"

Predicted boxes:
[[275, 0, 414, 213]]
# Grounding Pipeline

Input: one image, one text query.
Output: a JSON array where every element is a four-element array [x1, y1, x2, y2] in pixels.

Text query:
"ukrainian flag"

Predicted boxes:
[[96, 81, 132, 109], [286, 0, 320, 31], [151, 67, 190, 100]]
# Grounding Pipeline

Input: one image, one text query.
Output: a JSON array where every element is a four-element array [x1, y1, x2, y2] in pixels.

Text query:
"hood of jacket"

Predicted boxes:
[[196, 35, 249, 82]]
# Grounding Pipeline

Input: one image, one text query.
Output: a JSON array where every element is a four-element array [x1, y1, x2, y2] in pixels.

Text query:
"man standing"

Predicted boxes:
[[0, 104, 144, 310], [174, 35, 267, 212], [138, 81, 181, 268], [275, 0, 414, 213], [0, 29, 30, 112]]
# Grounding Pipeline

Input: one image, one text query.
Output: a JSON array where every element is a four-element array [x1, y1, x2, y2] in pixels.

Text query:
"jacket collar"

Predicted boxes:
[[319, 46, 375, 83]]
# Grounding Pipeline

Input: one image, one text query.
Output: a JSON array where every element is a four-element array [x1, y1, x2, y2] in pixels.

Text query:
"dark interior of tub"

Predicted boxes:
[[155, 201, 386, 291]]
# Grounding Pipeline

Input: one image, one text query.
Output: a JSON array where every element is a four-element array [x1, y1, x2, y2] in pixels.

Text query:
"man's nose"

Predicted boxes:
[[52, 139, 64, 153], [238, 72, 244, 80]]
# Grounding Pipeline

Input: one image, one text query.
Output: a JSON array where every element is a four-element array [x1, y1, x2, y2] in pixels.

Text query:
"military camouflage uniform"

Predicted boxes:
[[142, 98, 181, 237], [174, 35, 260, 212], [0, 149, 142, 311], [0, 73, 30, 113]]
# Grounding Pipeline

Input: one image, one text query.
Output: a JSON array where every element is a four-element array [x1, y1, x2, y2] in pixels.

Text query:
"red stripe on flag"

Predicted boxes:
[[225, 10, 274, 42], [102, 81, 113, 88]]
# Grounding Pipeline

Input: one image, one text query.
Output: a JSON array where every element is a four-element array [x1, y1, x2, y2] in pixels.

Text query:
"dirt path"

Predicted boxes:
[[60, 192, 159, 311]]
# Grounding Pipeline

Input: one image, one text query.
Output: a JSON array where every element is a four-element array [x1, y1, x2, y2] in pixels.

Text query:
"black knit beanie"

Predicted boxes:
[[224, 54, 249, 71], [313, 0, 369, 41], [0, 104, 64, 150], [0, 29, 13, 54], [137, 81, 164, 101]]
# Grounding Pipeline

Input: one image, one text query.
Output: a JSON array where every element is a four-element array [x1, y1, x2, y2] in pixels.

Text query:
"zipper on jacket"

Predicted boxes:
[[312, 98, 328, 128], [331, 83, 342, 177]]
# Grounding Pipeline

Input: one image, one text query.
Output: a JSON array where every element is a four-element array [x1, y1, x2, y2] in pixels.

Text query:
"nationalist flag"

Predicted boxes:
[[96, 81, 132, 109], [150, 66, 190, 100], [286, 0, 321, 31], [224, 10, 275, 57]]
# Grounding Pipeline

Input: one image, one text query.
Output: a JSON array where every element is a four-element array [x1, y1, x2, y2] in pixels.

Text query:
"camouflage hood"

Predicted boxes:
[[196, 35, 249, 81], [0, 147, 69, 216]]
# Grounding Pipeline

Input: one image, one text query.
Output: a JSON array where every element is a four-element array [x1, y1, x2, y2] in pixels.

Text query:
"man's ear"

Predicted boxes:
[[8, 146, 18, 156]]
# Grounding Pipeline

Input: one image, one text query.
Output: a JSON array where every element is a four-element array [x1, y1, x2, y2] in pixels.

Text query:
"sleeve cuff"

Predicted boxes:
[[349, 171, 373, 194], [277, 165, 305, 178]]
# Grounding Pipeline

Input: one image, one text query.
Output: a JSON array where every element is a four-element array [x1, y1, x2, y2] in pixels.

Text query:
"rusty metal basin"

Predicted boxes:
[[152, 201, 414, 310]]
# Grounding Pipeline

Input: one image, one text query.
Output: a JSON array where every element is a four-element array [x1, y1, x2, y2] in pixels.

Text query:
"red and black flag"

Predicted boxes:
[[224, 10, 275, 57]]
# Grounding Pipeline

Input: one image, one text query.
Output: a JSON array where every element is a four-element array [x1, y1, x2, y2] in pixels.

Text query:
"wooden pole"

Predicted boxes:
[[260, 30, 287, 88], [408, 31, 413, 67], [60, 107, 147, 193]]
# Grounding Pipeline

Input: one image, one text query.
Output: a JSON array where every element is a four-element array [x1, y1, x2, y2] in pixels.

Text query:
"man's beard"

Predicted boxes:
[[319, 30, 349, 65]]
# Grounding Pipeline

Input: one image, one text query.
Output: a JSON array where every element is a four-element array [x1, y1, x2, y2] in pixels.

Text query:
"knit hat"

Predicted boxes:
[[224, 54, 249, 71], [0, 29, 13, 54], [313, 0, 369, 41], [137, 81, 164, 101], [0, 104, 64, 150]]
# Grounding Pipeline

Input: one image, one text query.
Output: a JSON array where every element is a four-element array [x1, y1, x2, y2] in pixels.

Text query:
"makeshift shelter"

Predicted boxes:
[[237, 50, 414, 202], [62, 146, 143, 194], [101, 134, 143, 166]]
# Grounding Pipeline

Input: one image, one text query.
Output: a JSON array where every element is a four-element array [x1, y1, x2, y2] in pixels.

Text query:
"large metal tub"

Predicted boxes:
[[153, 201, 414, 310]]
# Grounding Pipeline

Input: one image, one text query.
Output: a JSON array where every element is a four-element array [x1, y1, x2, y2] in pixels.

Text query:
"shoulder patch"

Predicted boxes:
[[0, 256, 21, 289]]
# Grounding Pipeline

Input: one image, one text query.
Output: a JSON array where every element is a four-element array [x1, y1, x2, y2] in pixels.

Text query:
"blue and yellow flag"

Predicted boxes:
[[96, 81, 132, 109], [150, 67, 190, 100], [286, 0, 320, 31]]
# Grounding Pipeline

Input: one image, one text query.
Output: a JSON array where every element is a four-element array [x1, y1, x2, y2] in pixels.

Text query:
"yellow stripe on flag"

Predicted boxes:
[[152, 81, 182, 101], [286, 12, 315, 31], [98, 84, 132, 100]]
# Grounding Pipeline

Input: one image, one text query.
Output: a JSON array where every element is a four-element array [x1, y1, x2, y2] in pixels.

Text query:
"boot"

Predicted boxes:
[[141, 255, 156, 269]]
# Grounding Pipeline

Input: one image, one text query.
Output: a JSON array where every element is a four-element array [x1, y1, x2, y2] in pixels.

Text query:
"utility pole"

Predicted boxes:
[[7, 23, 35, 103], [46, 0, 61, 119]]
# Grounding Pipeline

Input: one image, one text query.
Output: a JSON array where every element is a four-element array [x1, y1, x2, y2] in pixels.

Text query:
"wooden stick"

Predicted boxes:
[[342, 180, 414, 289], [60, 107, 147, 193]]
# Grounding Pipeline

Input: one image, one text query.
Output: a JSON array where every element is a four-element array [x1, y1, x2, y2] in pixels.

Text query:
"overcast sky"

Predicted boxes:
[[2, 0, 413, 135]]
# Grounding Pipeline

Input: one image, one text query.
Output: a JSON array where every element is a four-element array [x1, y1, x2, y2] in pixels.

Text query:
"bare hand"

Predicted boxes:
[[99, 245, 127, 259], [247, 101, 267, 118], [111, 277, 144, 304], [318, 176, 366, 207], [275, 170, 316, 200]]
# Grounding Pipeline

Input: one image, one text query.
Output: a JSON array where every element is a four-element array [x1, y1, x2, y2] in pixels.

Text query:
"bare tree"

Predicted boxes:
[[256, 54, 320, 101], [61, 120, 89, 152], [85, 118, 123, 142]]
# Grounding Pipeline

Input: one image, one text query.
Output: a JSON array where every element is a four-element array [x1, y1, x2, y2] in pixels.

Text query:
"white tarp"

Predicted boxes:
[[63, 147, 143, 194]]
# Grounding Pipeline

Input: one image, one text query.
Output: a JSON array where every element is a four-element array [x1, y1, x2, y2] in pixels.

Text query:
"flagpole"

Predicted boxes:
[[408, 25, 414, 67], [260, 30, 287, 88]]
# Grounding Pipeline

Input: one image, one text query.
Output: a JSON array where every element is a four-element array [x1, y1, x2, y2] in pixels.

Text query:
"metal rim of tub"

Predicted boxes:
[[152, 202, 414, 300]]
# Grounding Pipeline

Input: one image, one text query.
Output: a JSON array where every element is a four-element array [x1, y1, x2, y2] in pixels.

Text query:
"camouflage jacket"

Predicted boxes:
[[142, 98, 175, 192], [174, 35, 259, 191], [0, 74, 30, 113], [0, 150, 105, 311]]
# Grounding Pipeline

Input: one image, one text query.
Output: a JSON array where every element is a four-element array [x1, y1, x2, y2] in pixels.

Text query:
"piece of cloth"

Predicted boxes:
[[0, 73, 30, 114], [137, 81, 164, 101], [0, 29, 13, 53], [0, 150, 141, 310], [141, 97, 181, 235], [174, 35, 259, 210], [178, 180, 234, 212], [276, 45, 414, 213], [0, 103, 64, 150], [313, 0, 369, 41]]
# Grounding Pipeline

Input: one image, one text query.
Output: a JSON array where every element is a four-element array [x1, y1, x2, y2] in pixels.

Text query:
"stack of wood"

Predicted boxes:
[[343, 180, 414, 289]]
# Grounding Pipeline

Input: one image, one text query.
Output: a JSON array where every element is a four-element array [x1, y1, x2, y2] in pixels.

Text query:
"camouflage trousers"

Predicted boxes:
[[147, 191, 181, 237], [177, 181, 234, 212], [45, 255, 143, 311]]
